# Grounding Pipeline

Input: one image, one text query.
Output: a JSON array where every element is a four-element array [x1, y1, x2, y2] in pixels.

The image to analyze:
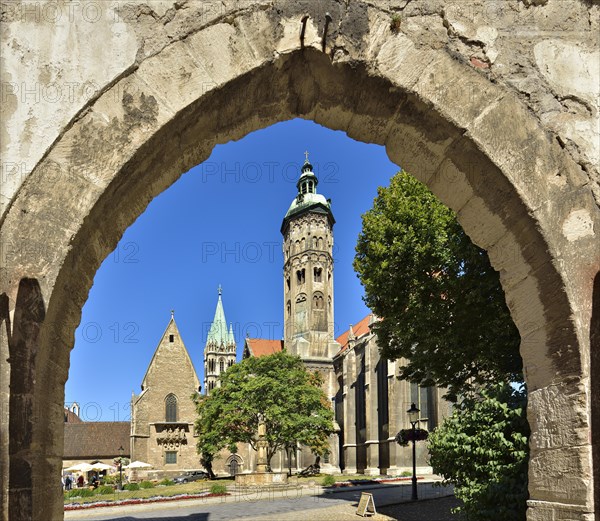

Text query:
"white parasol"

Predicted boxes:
[[124, 461, 153, 469], [90, 462, 116, 471], [64, 462, 93, 472]]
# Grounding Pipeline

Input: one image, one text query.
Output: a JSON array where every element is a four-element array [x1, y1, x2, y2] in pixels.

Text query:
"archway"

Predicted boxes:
[[1, 8, 597, 521]]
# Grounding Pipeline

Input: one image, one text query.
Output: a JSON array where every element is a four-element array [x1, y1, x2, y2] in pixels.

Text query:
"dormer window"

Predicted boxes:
[[169, 334, 174, 342]]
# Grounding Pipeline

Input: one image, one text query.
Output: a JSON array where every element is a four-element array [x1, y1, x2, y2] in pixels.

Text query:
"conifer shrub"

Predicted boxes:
[[321, 475, 336, 487], [209, 483, 227, 495]]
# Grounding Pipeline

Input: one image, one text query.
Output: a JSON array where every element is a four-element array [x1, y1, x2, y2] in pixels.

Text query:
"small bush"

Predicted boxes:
[[159, 478, 174, 486], [96, 485, 114, 495], [321, 475, 336, 487], [66, 488, 94, 498], [124, 483, 140, 491], [209, 483, 227, 495], [139, 480, 154, 489], [401, 471, 412, 477], [102, 475, 117, 484]]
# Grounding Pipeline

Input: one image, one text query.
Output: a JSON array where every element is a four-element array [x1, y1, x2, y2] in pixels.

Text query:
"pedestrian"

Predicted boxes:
[[77, 474, 84, 488], [65, 475, 72, 491]]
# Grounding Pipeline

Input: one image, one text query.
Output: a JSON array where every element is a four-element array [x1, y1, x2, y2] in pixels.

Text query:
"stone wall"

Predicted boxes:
[[0, 1, 598, 520], [130, 317, 201, 471]]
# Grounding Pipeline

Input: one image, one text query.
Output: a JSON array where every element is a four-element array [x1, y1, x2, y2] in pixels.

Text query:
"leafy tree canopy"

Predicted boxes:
[[193, 352, 334, 469], [354, 171, 522, 400], [428, 384, 529, 521]]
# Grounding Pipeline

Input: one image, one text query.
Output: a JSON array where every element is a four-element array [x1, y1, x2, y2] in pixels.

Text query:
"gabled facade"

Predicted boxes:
[[130, 313, 201, 473]]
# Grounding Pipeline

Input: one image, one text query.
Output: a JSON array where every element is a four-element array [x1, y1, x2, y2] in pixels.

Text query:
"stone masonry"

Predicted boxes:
[[0, 1, 598, 520]]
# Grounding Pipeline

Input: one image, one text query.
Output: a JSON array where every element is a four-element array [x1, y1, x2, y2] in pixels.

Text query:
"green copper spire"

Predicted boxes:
[[228, 323, 235, 344], [206, 285, 229, 346], [281, 151, 335, 234]]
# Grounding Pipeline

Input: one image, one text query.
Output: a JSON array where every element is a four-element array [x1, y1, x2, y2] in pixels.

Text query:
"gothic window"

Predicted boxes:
[[328, 296, 331, 312], [169, 334, 174, 342], [228, 359, 234, 367], [219, 358, 225, 373], [287, 300, 291, 317], [286, 277, 291, 291], [296, 269, 305, 284], [300, 237, 306, 251], [165, 451, 177, 464], [296, 293, 307, 303], [314, 267, 322, 282], [313, 293, 324, 309], [410, 383, 436, 430], [165, 394, 178, 422]]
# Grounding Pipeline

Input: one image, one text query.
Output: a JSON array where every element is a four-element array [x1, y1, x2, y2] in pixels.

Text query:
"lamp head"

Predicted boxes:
[[407, 402, 420, 424]]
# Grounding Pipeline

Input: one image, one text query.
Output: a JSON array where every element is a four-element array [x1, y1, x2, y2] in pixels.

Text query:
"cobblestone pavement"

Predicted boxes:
[[66, 481, 455, 521], [379, 496, 463, 521], [234, 495, 462, 520]]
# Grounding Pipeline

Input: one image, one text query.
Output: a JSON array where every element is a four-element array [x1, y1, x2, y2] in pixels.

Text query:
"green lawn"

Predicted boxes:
[[64, 474, 405, 505], [64, 480, 235, 505]]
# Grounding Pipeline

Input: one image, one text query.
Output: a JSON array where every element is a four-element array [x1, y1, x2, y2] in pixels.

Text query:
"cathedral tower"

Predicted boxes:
[[203, 286, 236, 394], [281, 154, 339, 362], [281, 153, 341, 472]]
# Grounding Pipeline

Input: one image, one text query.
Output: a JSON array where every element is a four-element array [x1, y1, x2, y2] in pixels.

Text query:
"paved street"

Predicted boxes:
[[65, 481, 455, 521]]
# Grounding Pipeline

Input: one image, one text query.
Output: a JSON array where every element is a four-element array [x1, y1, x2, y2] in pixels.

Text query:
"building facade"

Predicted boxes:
[[128, 154, 447, 477], [130, 314, 202, 475]]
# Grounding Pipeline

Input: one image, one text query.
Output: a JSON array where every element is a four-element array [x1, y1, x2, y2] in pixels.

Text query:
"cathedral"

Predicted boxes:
[[129, 155, 449, 477]]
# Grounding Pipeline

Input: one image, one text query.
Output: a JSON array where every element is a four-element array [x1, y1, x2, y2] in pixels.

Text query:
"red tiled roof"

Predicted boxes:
[[63, 422, 130, 459], [245, 338, 284, 357], [335, 314, 373, 354]]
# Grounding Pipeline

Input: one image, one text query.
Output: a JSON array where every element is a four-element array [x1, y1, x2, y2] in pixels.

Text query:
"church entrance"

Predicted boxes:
[[228, 456, 241, 477]]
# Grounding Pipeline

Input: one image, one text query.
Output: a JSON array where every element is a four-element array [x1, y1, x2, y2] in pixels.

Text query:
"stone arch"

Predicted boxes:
[[591, 270, 600, 511], [0, 5, 597, 520], [226, 454, 243, 477]]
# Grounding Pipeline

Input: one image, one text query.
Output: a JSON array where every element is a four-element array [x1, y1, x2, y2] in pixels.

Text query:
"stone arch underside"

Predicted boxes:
[[0, 7, 598, 521]]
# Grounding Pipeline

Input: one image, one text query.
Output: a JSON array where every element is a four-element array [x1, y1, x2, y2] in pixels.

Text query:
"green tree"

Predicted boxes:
[[193, 352, 334, 471], [428, 384, 529, 520], [354, 171, 522, 401], [354, 171, 529, 519]]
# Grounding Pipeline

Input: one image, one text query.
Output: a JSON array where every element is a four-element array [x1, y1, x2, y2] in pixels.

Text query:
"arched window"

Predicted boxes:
[[165, 394, 178, 422], [219, 358, 225, 373]]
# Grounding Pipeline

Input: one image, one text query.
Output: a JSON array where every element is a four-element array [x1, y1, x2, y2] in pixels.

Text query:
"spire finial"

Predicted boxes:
[[218, 284, 222, 296], [171, 309, 174, 319], [304, 150, 309, 163]]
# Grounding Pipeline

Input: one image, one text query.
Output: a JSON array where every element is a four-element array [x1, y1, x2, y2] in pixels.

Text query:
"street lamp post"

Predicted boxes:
[[407, 402, 420, 501], [118, 445, 124, 490]]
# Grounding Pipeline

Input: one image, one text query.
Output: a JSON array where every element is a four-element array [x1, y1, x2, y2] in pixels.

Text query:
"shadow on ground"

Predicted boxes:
[[379, 496, 463, 521]]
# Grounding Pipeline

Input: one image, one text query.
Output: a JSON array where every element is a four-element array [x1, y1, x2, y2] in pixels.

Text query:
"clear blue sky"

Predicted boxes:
[[65, 118, 399, 422]]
